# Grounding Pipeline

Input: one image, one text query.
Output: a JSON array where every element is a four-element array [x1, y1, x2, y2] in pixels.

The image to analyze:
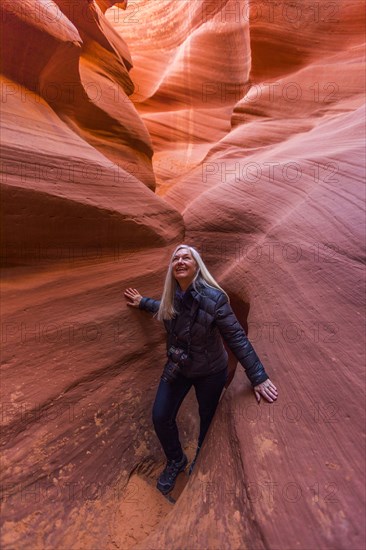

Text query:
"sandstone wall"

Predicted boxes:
[[1, 1, 365, 548]]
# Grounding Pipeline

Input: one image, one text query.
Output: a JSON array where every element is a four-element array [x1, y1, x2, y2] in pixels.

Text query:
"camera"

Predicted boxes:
[[167, 345, 190, 368], [161, 345, 192, 383]]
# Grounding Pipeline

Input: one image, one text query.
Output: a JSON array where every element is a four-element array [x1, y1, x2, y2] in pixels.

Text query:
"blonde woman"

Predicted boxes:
[[124, 244, 278, 495]]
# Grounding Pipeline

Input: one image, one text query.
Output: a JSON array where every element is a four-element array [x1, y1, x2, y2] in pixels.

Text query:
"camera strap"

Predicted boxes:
[[170, 293, 201, 356]]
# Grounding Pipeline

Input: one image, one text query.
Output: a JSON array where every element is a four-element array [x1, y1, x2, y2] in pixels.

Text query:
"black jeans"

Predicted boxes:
[[152, 367, 228, 461]]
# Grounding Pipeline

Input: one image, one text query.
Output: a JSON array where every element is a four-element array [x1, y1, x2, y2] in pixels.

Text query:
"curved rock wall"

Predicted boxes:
[[1, 1, 365, 549]]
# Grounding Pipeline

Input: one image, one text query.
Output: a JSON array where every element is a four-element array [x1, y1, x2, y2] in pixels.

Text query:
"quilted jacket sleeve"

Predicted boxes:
[[138, 296, 161, 314], [214, 293, 269, 386]]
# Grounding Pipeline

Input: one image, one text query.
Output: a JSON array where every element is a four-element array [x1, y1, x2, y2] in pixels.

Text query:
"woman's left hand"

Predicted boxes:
[[253, 379, 278, 403]]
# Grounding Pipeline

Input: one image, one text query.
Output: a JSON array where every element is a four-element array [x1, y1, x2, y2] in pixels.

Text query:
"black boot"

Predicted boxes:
[[188, 445, 201, 475], [157, 453, 188, 495]]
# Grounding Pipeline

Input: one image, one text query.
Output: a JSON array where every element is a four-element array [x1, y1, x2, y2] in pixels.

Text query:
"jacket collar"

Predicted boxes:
[[176, 278, 205, 300], [187, 280, 206, 312]]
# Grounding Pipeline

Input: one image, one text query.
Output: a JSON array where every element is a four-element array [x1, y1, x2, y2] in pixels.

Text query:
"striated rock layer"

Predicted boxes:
[[1, 1, 365, 549]]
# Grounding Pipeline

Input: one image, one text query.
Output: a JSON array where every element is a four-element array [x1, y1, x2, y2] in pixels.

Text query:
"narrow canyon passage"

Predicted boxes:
[[1, 1, 365, 549]]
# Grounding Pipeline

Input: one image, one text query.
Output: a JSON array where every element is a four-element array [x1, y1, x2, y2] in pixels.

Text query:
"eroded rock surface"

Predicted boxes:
[[1, 1, 365, 549]]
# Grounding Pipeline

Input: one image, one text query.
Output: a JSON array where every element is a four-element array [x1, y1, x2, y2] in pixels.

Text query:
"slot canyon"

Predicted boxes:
[[0, 1, 365, 549]]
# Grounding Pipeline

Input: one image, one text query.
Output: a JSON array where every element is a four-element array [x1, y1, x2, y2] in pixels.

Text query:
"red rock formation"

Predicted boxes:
[[1, 0, 365, 549]]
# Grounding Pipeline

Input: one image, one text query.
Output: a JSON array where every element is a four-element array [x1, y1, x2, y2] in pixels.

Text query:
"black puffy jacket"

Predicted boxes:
[[139, 279, 269, 386]]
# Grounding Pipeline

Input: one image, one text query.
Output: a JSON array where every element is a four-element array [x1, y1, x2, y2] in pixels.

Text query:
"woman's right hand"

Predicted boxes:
[[124, 288, 143, 308]]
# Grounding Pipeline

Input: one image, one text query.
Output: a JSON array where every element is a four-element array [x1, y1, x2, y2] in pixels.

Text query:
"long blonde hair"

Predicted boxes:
[[157, 244, 229, 321]]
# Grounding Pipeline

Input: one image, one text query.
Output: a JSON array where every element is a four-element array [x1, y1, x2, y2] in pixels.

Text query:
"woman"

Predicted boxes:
[[124, 244, 278, 495]]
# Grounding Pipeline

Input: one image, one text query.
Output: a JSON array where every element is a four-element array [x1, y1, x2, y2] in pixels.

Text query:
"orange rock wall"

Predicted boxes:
[[1, 1, 365, 549]]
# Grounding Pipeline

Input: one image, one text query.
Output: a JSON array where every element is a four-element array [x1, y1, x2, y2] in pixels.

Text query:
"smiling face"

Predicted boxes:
[[171, 248, 197, 289]]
